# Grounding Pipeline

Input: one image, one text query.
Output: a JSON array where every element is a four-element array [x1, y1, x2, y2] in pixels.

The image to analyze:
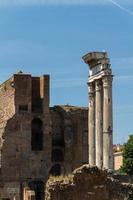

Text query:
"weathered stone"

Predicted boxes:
[[82, 51, 113, 170], [45, 165, 133, 200], [0, 74, 88, 199]]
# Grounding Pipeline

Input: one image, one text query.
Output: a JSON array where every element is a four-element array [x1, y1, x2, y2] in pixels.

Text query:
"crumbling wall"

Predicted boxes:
[[50, 105, 88, 175], [0, 73, 51, 200], [45, 165, 133, 200]]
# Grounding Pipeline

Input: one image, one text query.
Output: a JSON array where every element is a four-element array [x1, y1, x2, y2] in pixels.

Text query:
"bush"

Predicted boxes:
[[121, 135, 133, 175]]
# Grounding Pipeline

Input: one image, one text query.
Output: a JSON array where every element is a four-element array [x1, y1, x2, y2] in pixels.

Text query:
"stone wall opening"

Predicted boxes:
[[32, 78, 43, 113], [31, 118, 43, 151], [2, 199, 10, 200], [52, 133, 64, 147], [52, 149, 64, 162], [49, 164, 61, 176], [28, 181, 44, 200], [19, 105, 28, 113]]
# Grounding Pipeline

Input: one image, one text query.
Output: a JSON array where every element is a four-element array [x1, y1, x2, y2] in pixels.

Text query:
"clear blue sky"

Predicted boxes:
[[0, 0, 133, 144]]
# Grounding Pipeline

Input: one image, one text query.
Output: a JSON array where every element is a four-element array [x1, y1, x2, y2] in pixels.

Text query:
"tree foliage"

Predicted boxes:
[[121, 135, 133, 175]]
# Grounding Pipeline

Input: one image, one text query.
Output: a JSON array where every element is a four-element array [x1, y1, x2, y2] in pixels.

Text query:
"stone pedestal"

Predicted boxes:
[[103, 76, 113, 169], [88, 83, 95, 166], [95, 80, 103, 169]]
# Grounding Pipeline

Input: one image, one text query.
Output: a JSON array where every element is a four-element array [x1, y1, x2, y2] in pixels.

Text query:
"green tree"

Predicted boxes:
[[121, 135, 133, 175]]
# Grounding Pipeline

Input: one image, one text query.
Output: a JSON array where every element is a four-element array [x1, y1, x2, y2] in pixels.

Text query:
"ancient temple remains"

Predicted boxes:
[[83, 52, 113, 170], [0, 51, 116, 199]]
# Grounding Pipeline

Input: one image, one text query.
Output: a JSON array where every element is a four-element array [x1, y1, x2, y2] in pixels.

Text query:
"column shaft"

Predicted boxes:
[[88, 83, 95, 166], [95, 80, 103, 169], [103, 76, 113, 169]]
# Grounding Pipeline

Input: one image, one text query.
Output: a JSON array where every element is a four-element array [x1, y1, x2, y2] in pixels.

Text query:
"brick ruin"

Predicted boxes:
[[0, 73, 88, 199], [45, 165, 133, 200], [0, 51, 132, 200]]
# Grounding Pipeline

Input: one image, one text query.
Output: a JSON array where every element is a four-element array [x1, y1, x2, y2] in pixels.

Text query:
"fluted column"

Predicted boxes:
[[103, 76, 113, 170], [95, 79, 103, 169], [88, 82, 95, 166]]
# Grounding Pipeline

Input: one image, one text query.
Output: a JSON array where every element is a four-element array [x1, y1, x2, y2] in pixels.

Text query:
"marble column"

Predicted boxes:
[[95, 79, 103, 169], [88, 82, 95, 166], [103, 76, 113, 170]]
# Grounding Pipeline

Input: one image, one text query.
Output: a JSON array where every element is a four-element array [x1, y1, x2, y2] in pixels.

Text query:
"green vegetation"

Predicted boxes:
[[120, 135, 133, 175]]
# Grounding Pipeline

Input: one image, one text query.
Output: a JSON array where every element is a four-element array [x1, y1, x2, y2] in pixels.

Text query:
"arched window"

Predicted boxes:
[[49, 164, 61, 176], [52, 149, 64, 162], [31, 118, 43, 151]]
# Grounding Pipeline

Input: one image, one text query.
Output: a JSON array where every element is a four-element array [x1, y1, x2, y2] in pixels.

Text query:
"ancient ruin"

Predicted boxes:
[[0, 51, 132, 200], [83, 52, 113, 170], [0, 73, 88, 199], [45, 165, 133, 200]]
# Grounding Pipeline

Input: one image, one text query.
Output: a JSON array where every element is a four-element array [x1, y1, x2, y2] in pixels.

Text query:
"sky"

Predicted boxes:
[[0, 0, 133, 144]]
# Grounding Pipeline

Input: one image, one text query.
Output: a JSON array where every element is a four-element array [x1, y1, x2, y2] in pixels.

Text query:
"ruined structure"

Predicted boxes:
[[0, 74, 88, 199], [83, 52, 113, 170], [0, 74, 51, 200], [0, 51, 116, 199], [45, 165, 133, 200], [50, 105, 88, 175], [113, 145, 123, 170]]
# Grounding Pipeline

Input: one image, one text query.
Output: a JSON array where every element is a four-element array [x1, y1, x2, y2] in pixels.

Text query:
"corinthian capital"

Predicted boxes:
[[88, 82, 95, 95], [102, 76, 113, 88], [95, 79, 102, 92]]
